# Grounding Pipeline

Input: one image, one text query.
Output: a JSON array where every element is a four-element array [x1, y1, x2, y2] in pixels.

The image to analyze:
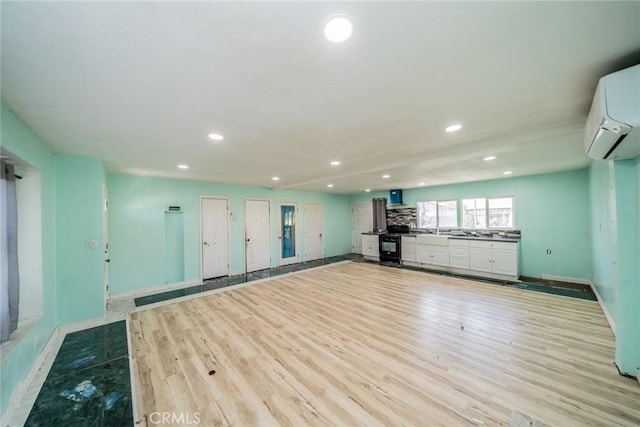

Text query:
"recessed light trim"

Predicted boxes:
[[208, 133, 224, 141], [330, 161, 341, 166], [382, 174, 390, 179], [177, 164, 189, 169], [419, 182, 425, 186], [365, 189, 371, 192], [503, 171, 513, 175], [445, 124, 462, 133], [484, 156, 496, 161], [327, 184, 334, 188], [272, 176, 280, 181], [324, 15, 353, 43]]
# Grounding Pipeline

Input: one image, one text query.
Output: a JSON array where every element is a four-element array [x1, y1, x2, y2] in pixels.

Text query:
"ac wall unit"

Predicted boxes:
[[585, 64, 640, 160]]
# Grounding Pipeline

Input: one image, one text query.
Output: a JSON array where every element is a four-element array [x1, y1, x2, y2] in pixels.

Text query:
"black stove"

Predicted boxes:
[[379, 225, 409, 264]]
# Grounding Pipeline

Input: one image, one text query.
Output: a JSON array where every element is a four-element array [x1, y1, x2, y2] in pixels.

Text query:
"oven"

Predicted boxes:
[[379, 234, 402, 264]]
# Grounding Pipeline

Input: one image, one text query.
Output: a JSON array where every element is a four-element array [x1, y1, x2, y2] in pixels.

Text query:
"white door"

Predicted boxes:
[[469, 247, 492, 273], [245, 199, 271, 272], [277, 201, 299, 266], [492, 248, 518, 276], [351, 202, 373, 254], [304, 202, 323, 261], [103, 185, 109, 303], [201, 198, 229, 279]]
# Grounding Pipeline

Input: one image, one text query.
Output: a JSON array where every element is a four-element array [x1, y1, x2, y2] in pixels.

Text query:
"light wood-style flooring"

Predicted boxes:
[[129, 262, 640, 426]]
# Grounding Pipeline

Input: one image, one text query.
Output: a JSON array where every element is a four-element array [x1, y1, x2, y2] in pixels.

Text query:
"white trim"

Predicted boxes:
[[103, 184, 109, 304], [108, 278, 202, 299], [0, 328, 60, 426], [126, 317, 139, 426], [199, 196, 231, 281], [540, 274, 592, 285], [590, 282, 616, 335]]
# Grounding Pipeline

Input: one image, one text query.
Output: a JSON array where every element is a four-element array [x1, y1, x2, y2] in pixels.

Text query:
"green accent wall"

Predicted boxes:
[[589, 159, 640, 376], [351, 169, 593, 281], [106, 174, 352, 294], [55, 155, 105, 325], [0, 105, 57, 413]]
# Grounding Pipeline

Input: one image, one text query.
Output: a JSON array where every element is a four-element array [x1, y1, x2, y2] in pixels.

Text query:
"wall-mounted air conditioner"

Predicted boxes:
[[585, 64, 639, 160]]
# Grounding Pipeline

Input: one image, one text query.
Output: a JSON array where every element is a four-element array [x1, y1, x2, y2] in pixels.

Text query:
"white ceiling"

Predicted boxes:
[[2, 2, 640, 194]]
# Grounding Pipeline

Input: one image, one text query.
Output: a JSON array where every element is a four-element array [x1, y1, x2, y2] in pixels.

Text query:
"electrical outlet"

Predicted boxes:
[[546, 249, 552, 255], [86, 240, 98, 249]]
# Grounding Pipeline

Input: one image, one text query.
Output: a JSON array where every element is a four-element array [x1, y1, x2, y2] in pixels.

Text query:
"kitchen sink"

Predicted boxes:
[[416, 234, 449, 246]]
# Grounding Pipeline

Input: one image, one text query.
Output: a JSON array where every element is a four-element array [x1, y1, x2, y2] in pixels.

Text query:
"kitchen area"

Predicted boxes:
[[362, 191, 521, 282]]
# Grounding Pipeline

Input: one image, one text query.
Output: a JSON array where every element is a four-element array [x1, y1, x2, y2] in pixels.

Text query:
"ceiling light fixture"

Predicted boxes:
[[484, 156, 496, 161], [382, 174, 390, 179], [208, 133, 224, 141], [177, 164, 189, 169], [365, 189, 371, 192], [327, 184, 334, 188], [445, 124, 462, 133], [419, 182, 425, 186], [503, 171, 513, 175], [324, 15, 353, 43], [272, 176, 280, 181], [330, 161, 341, 166]]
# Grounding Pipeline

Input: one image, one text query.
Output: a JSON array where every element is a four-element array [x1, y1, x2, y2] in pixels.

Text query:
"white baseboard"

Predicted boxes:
[[541, 274, 591, 285], [108, 278, 201, 300], [590, 282, 616, 336]]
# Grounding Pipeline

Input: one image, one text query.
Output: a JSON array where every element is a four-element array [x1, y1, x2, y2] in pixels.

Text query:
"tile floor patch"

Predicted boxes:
[[60, 380, 97, 402]]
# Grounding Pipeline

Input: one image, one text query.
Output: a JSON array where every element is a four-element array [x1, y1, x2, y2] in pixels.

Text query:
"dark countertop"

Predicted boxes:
[[362, 231, 386, 235], [447, 235, 520, 243]]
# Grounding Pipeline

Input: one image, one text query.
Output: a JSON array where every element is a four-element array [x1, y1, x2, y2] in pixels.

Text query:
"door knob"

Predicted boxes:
[[105, 259, 111, 263]]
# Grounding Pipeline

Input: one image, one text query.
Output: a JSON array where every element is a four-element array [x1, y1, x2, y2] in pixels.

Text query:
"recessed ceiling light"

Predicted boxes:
[[445, 124, 462, 133], [324, 15, 353, 43], [503, 171, 513, 175], [365, 189, 371, 192], [272, 176, 280, 181], [327, 184, 334, 188], [177, 164, 189, 169], [208, 133, 224, 141], [484, 156, 496, 161], [330, 161, 341, 166], [382, 174, 390, 179], [419, 182, 425, 186]]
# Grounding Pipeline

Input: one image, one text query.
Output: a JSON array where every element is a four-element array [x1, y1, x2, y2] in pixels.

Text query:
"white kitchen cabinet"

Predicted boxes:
[[362, 234, 380, 260], [416, 244, 450, 267], [401, 235, 416, 262], [469, 240, 518, 276], [449, 239, 470, 269]]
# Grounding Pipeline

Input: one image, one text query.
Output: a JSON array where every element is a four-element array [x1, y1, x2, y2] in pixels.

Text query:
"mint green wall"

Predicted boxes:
[[590, 159, 640, 376], [0, 105, 57, 413], [55, 155, 105, 324], [351, 169, 593, 281], [106, 174, 352, 294]]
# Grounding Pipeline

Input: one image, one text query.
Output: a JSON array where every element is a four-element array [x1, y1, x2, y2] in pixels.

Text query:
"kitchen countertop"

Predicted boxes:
[[362, 231, 386, 235], [447, 235, 520, 243]]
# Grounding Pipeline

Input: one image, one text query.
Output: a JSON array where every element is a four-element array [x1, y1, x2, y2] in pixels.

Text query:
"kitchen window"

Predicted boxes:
[[462, 197, 514, 229], [417, 200, 458, 229]]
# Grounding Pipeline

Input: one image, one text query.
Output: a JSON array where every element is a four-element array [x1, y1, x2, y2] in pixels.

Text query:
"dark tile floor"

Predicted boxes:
[[25, 321, 132, 427], [26, 254, 596, 426]]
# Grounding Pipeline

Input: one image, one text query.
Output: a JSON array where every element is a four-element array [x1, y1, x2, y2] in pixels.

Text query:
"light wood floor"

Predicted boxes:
[[128, 262, 640, 426]]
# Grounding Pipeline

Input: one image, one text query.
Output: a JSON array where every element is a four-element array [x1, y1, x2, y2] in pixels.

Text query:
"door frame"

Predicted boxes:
[[277, 200, 299, 266], [351, 201, 372, 254], [243, 198, 272, 274], [199, 196, 231, 281]]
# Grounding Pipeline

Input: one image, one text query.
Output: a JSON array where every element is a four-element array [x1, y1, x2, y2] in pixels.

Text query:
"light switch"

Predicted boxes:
[[86, 240, 99, 249]]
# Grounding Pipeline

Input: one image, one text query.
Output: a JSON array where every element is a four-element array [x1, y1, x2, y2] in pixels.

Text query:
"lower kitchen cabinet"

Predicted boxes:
[[362, 234, 380, 260], [469, 241, 518, 277], [416, 245, 450, 267], [401, 235, 416, 262]]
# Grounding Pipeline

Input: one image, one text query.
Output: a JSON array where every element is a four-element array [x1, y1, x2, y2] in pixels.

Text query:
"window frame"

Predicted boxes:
[[416, 199, 459, 229], [461, 196, 515, 230]]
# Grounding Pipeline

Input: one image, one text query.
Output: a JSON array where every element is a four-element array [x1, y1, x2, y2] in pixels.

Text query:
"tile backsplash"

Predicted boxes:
[[386, 207, 417, 226]]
